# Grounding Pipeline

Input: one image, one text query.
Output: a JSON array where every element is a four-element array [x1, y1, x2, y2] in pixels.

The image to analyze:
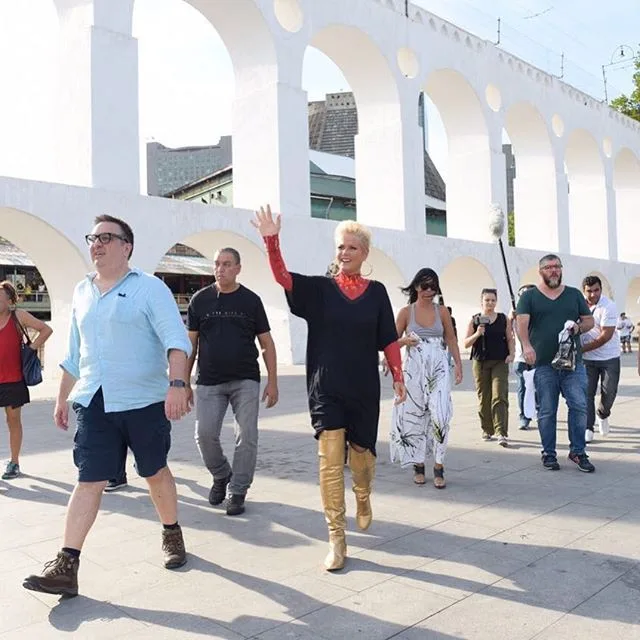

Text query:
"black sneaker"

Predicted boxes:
[[542, 454, 560, 470], [209, 472, 232, 506], [568, 452, 595, 473], [104, 475, 128, 492], [226, 494, 245, 516]]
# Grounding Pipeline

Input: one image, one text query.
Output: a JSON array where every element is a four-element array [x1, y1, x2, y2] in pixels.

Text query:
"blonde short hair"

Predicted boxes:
[[334, 220, 372, 254]]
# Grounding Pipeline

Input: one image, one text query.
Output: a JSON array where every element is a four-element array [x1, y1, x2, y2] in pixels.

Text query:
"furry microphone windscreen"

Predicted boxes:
[[488, 204, 505, 239]]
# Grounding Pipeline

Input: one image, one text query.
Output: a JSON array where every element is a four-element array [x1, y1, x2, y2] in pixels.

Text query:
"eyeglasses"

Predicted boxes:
[[418, 281, 437, 292], [540, 264, 562, 271], [85, 232, 130, 246]]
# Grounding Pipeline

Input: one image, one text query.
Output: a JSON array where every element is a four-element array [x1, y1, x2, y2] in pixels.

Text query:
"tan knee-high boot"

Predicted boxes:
[[318, 429, 347, 571], [348, 447, 375, 531]]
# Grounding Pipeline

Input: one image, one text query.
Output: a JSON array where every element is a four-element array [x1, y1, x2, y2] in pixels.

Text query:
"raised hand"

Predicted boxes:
[[251, 205, 281, 237]]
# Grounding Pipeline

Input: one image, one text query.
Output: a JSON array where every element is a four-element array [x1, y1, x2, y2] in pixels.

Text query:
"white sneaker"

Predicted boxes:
[[597, 417, 610, 437], [585, 428, 594, 443]]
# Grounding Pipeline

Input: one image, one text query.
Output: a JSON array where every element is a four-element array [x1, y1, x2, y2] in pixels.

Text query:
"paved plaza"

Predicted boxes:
[[1, 358, 640, 639]]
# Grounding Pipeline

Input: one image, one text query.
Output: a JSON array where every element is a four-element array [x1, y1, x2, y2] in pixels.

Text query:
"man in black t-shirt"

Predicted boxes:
[[186, 247, 278, 516]]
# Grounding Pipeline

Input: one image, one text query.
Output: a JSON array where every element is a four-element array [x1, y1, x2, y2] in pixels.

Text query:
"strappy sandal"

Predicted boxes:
[[413, 464, 426, 485], [433, 466, 446, 489]]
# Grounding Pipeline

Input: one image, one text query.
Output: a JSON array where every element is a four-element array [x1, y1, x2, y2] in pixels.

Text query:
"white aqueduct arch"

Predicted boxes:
[[440, 256, 497, 344], [307, 24, 407, 231], [565, 129, 608, 260], [504, 102, 558, 252], [424, 69, 492, 244], [614, 148, 640, 265], [0, 207, 89, 378]]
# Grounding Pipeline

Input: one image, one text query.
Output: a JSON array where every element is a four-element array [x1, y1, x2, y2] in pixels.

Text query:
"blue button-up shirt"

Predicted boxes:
[[61, 268, 192, 412]]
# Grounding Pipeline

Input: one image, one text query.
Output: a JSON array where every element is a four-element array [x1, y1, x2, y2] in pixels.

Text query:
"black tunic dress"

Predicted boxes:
[[286, 273, 398, 454]]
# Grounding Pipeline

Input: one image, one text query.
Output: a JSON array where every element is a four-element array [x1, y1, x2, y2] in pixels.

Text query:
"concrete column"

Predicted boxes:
[[54, 0, 139, 193], [354, 93, 425, 233], [231, 80, 310, 217], [604, 167, 618, 262], [555, 165, 571, 255]]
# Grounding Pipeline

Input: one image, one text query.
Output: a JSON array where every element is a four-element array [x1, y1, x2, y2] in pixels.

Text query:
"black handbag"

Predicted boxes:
[[12, 312, 43, 386]]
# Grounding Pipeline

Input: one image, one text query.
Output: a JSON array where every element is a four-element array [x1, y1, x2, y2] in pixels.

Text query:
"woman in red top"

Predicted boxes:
[[0, 281, 53, 480], [252, 205, 406, 571]]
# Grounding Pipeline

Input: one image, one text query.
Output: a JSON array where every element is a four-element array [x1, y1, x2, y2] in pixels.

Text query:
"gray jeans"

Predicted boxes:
[[585, 357, 621, 429], [195, 380, 260, 496]]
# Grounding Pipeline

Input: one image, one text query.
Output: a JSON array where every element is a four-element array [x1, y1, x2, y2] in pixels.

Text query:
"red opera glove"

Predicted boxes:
[[383, 341, 404, 383], [264, 235, 292, 291]]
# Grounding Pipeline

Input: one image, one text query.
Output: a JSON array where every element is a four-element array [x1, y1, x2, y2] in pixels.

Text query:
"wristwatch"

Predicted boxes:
[[169, 379, 187, 388]]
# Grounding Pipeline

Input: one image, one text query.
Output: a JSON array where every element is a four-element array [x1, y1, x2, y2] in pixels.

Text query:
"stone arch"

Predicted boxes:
[[504, 102, 558, 250], [423, 69, 492, 243], [519, 265, 539, 290], [623, 277, 640, 332], [439, 257, 497, 348], [368, 247, 406, 314], [585, 270, 614, 300], [175, 0, 277, 80], [565, 129, 608, 259], [614, 148, 640, 264], [0, 207, 89, 379], [306, 25, 407, 229], [154, 230, 292, 364]]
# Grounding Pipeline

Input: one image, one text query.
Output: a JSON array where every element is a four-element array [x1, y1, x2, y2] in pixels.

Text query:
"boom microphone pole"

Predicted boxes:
[[488, 204, 516, 312]]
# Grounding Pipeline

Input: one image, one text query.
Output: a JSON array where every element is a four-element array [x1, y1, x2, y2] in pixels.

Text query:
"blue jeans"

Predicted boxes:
[[514, 361, 529, 425], [534, 364, 587, 457]]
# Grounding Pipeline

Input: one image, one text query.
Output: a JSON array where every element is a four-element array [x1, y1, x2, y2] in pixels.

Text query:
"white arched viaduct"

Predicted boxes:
[[1, 0, 639, 371]]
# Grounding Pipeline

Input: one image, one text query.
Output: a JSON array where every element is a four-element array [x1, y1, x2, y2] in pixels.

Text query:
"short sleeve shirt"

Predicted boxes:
[[516, 286, 591, 366], [187, 284, 270, 385], [581, 295, 620, 361]]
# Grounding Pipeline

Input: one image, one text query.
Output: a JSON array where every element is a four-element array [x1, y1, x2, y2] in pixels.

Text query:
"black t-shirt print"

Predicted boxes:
[[187, 285, 270, 385]]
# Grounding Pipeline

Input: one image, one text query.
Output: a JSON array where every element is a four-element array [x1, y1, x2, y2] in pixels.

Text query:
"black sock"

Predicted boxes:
[[163, 522, 180, 530], [62, 547, 81, 558]]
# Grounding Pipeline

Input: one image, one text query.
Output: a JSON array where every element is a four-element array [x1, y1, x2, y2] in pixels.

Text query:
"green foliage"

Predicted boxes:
[[508, 210, 515, 247], [611, 50, 640, 122]]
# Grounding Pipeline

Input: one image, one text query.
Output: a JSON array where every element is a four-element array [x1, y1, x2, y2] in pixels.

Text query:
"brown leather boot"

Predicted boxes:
[[22, 551, 79, 597], [162, 526, 187, 569], [349, 447, 376, 531], [318, 429, 347, 571]]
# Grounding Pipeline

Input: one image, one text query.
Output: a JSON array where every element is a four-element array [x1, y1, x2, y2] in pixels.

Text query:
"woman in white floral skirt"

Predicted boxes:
[[389, 269, 462, 489]]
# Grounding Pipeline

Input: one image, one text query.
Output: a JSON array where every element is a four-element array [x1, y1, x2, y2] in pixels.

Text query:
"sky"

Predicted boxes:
[[0, 0, 637, 185]]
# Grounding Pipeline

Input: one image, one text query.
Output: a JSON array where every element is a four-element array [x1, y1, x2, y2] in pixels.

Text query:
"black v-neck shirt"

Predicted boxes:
[[286, 273, 398, 452]]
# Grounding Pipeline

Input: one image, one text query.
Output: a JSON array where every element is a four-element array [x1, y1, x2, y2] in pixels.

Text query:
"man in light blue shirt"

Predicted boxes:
[[23, 214, 192, 598]]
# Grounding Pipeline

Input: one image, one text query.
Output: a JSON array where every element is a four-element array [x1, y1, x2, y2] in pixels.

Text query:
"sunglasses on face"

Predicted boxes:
[[418, 281, 437, 292]]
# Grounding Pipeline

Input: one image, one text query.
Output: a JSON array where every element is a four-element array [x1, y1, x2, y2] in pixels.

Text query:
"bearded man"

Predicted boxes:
[[516, 255, 595, 473]]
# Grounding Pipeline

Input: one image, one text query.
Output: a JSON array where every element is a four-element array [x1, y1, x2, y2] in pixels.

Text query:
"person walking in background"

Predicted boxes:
[[254, 205, 406, 572], [186, 247, 279, 517], [510, 284, 536, 430], [516, 254, 595, 472], [617, 312, 634, 354], [0, 281, 53, 480], [581, 275, 620, 441], [23, 214, 192, 597], [465, 288, 514, 447], [390, 268, 462, 489]]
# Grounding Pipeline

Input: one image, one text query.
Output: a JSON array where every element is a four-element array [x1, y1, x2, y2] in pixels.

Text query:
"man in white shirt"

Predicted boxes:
[[617, 312, 634, 354], [581, 275, 620, 441]]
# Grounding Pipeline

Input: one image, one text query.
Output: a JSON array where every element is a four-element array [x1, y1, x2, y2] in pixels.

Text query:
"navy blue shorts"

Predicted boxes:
[[72, 388, 171, 482]]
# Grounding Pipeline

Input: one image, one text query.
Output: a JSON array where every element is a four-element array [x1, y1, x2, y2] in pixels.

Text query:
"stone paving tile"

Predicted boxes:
[[394, 595, 565, 640], [294, 580, 456, 640], [1, 360, 640, 638], [393, 546, 526, 601]]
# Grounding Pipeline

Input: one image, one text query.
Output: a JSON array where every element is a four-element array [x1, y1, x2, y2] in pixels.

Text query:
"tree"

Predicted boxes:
[[610, 49, 640, 122]]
